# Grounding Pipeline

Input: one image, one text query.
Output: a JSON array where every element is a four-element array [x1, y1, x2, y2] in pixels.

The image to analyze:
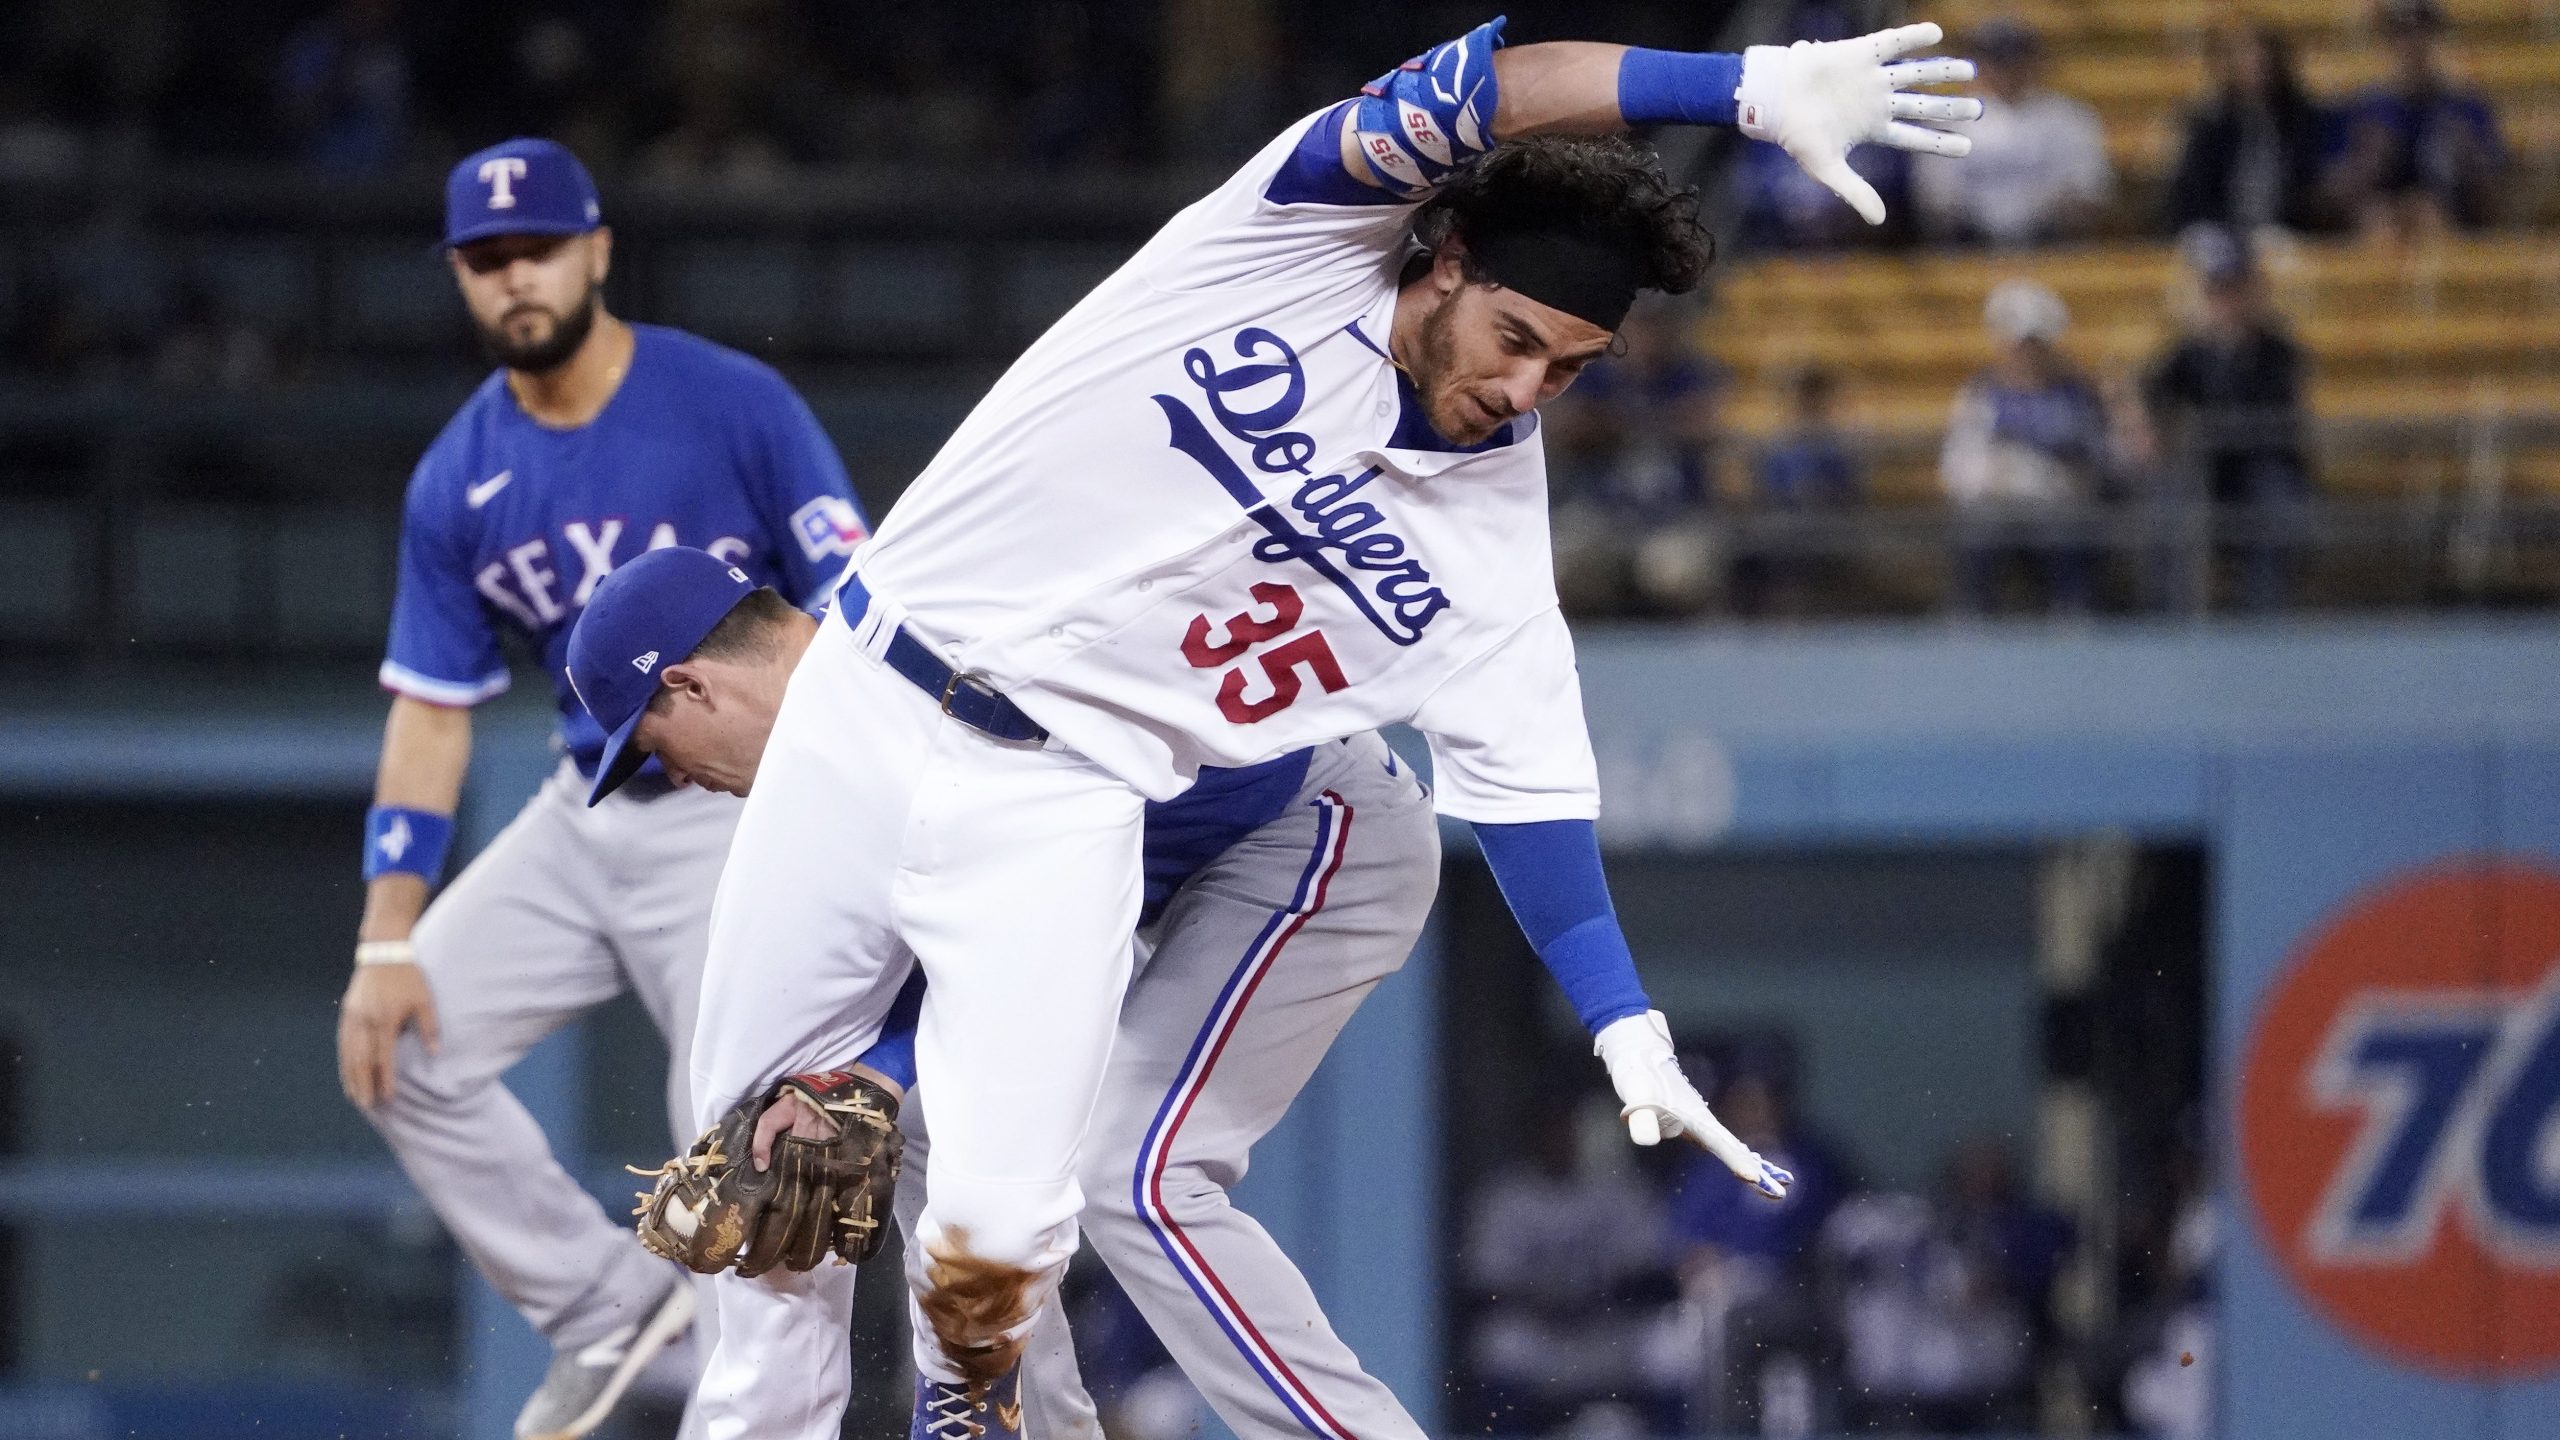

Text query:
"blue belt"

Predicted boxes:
[[839, 574, 1049, 745]]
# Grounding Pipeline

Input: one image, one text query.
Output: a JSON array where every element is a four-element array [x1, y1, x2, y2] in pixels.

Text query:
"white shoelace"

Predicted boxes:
[[917, 1384, 986, 1440]]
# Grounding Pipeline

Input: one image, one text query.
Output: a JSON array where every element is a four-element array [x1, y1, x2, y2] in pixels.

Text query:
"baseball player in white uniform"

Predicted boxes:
[[568, 546, 1448, 1440], [650, 19, 1977, 1438], [332, 139, 867, 1439]]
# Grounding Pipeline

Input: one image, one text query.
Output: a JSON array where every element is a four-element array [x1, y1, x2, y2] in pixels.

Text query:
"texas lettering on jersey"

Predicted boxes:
[[472, 519, 752, 630]]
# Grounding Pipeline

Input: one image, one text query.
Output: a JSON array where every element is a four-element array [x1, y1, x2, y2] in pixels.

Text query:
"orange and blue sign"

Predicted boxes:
[[2239, 862, 2560, 1378]]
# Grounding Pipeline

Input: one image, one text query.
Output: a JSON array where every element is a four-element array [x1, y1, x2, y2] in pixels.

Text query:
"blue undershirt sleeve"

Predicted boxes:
[[851, 970, 925, 1093], [1472, 818, 1653, 1035]]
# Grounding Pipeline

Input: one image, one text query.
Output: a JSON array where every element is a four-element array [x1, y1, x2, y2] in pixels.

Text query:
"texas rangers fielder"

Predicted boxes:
[[672, 20, 1978, 1439], [331, 138, 866, 1439], [570, 545, 1448, 1440]]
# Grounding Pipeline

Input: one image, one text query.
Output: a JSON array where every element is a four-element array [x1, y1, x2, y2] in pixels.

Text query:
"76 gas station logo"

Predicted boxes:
[[2238, 864, 2560, 1376], [2304, 978, 2560, 1268]]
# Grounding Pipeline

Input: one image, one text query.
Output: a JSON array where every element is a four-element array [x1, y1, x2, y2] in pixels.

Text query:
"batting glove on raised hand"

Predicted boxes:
[[1594, 1010, 1793, 1200], [1736, 22, 1981, 225]]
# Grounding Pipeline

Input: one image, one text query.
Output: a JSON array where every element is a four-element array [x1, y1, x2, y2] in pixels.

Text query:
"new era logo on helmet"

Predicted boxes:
[[633, 650, 660, 673], [729, 566, 748, 582]]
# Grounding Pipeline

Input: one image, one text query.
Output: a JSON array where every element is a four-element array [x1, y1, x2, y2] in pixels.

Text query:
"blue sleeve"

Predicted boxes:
[[851, 970, 926, 1093], [1266, 19, 1506, 207], [380, 456, 510, 706], [1617, 49, 1743, 129], [744, 373, 868, 606], [1472, 818, 1652, 1034]]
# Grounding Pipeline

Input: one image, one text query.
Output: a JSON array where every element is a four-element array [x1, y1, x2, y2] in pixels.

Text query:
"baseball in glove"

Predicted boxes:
[[630, 1069, 904, 1278]]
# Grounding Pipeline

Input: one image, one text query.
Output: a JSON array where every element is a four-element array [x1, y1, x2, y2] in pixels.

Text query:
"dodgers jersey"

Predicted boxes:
[[383, 323, 867, 773], [851, 22, 1597, 824]]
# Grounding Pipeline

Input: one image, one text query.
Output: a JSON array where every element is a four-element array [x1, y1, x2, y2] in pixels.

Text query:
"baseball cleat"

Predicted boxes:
[[911, 1366, 1023, 1440], [514, 1277, 696, 1439]]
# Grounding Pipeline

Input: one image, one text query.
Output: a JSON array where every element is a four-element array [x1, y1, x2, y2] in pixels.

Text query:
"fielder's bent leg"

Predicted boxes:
[[366, 768, 685, 1355], [1078, 734, 1439, 1440], [588, 779, 748, 1440]]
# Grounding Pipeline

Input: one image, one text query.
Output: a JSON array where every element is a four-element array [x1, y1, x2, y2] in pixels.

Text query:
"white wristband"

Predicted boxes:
[[354, 939, 418, 967]]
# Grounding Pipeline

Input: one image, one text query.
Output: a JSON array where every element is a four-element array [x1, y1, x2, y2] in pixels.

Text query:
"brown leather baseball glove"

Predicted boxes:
[[630, 1069, 903, 1278]]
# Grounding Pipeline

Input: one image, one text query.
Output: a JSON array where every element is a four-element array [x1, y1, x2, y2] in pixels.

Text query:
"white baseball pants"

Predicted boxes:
[[688, 597, 1146, 1439]]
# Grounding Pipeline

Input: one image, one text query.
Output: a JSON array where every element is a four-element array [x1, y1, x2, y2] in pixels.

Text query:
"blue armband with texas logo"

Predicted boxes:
[[363, 804, 456, 883], [1347, 17, 1507, 197]]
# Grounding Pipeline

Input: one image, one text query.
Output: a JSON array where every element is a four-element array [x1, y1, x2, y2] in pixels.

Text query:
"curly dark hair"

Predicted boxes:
[[1409, 135, 1715, 298]]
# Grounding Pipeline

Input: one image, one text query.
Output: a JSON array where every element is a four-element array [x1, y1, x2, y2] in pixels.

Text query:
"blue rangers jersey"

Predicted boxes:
[[382, 323, 867, 774]]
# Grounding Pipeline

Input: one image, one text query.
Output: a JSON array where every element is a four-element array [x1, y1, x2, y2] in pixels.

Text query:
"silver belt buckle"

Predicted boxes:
[[939, 669, 999, 720]]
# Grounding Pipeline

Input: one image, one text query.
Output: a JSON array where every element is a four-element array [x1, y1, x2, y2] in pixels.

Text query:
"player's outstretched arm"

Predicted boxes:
[[1490, 24, 1981, 224], [1474, 820, 1793, 1200], [338, 696, 471, 1109]]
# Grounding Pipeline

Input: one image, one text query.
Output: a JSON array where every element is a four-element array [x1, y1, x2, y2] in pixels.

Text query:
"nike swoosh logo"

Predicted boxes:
[[574, 1322, 636, 1368], [466, 470, 514, 508]]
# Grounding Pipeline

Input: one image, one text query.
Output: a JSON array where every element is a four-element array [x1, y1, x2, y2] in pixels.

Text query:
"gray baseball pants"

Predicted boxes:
[[366, 762, 732, 1354], [896, 731, 1440, 1440]]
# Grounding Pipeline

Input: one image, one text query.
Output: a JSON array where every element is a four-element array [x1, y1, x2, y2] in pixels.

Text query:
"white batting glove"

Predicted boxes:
[[1735, 22, 1981, 225], [1594, 1010, 1793, 1200]]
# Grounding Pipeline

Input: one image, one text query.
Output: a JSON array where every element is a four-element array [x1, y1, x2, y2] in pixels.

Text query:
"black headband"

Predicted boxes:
[[1468, 223, 1647, 332]]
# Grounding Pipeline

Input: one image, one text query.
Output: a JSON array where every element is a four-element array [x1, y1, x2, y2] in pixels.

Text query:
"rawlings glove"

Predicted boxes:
[[630, 1069, 904, 1278], [1736, 22, 1982, 225], [1594, 1010, 1793, 1199]]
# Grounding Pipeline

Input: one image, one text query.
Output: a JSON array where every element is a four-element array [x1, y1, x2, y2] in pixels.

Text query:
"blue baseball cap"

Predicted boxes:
[[444, 137, 603, 249], [567, 547, 755, 806]]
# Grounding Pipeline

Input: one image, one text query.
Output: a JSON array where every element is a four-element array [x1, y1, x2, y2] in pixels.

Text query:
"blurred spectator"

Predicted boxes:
[[275, 0, 413, 174], [1738, 364, 1865, 614], [1668, 1069, 1849, 1430], [1019, 12, 1127, 166], [1941, 280, 2111, 615], [840, 27, 995, 168], [3, 280, 115, 384], [147, 275, 282, 394], [1547, 301, 1731, 618], [1938, 1138, 2075, 1356], [2166, 26, 2332, 236], [1757, 365, 1863, 510], [1914, 20, 2112, 248], [2325, 0, 2504, 240], [1064, 1261, 1211, 1440], [0, 63, 87, 183], [2119, 1147, 2222, 1424], [2135, 226, 2311, 610], [1670, 1075, 1847, 1286], [635, 75, 791, 188], [1823, 1138, 2073, 1433], [1736, 137, 1914, 252], [483, 15, 626, 167], [1463, 1093, 1683, 1433]]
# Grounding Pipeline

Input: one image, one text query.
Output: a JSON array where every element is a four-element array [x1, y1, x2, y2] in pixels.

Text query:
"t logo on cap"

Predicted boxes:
[[445, 138, 603, 250], [480, 156, 528, 209]]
